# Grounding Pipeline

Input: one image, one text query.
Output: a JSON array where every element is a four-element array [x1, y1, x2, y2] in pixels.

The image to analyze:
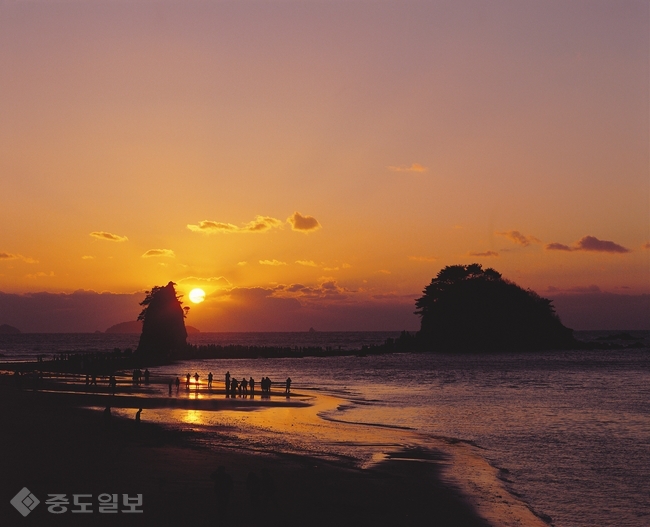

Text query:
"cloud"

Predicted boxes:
[[81, 255, 95, 260], [287, 212, 321, 232], [575, 236, 630, 253], [259, 259, 287, 266], [388, 163, 428, 173], [496, 230, 541, 247], [90, 231, 128, 242], [0, 252, 38, 263], [237, 261, 248, 266], [546, 242, 573, 251], [468, 251, 499, 257], [546, 235, 630, 254], [378, 269, 391, 274], [142, 249, 175, 258], [187, 216, 282, 234], [409, 255, 437, 262], [295, 260, 317, 267]]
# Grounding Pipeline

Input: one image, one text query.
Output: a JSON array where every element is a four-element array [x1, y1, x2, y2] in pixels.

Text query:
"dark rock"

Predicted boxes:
[[415, 264, 575, 351]]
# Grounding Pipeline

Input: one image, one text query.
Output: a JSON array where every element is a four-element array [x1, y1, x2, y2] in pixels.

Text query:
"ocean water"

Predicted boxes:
[[1, 331, 649, 526]]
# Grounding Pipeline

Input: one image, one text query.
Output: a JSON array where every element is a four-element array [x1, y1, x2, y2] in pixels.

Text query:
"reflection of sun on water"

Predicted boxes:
[[182, 410, 204, 425]]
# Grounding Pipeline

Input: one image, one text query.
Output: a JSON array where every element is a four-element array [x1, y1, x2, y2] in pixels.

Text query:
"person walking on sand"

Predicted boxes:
[[186, 373, 191, 389], [194, 372, 200, 389], [208, 372, 213, 389], [285, 377, 291, 394], [225, 371, 231, 396], [135, 408, 142, 424]]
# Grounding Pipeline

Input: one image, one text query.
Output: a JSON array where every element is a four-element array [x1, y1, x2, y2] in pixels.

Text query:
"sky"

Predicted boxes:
[[1, 0, 648, 332]]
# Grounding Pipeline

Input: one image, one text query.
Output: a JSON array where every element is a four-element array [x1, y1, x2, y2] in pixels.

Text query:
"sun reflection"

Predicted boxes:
[[182, 410, 204, 425]]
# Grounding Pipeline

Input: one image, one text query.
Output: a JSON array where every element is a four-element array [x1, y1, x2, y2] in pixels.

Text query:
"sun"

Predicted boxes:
[[188, 288, 206, 304]]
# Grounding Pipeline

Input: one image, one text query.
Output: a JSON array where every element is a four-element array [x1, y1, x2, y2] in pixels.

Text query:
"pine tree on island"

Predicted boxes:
[[415, 264, 575, 351], [136, 281, 189, 361]]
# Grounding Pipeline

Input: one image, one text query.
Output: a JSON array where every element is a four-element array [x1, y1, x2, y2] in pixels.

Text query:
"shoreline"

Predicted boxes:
[[0, 377, 493, 527]]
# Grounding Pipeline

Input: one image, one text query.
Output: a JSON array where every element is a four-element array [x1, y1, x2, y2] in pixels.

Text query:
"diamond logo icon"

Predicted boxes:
[[10, 487, 40, 517]]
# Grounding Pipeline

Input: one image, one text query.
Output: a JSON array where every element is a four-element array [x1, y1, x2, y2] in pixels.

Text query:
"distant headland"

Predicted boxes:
[[0, 324, 21, 335]]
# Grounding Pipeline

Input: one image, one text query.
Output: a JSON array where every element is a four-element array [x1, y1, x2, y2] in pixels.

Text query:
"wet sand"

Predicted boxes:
[[0, 376, 492, 527]]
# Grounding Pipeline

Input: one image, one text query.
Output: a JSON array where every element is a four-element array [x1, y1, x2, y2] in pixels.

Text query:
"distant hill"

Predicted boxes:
[[0, 324, 21, 335], [105, 320, 200, 334]]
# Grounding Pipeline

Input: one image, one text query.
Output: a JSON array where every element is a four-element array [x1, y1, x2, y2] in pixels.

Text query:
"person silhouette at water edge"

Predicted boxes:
[[175, 377, 180, 392], [208, 372, 213, 389], [135, 408, 142, 424], [249, 377, 255, 398], [285, 377, 291, 395], [186, 373, 191, 389], [225, 371, 231, 397]]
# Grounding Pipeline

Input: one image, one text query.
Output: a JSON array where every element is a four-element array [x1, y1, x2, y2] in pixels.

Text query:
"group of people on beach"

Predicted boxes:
[[161, 371, 293, 397]]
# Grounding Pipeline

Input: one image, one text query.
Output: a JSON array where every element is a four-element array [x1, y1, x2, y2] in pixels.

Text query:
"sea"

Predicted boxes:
[[1, 330, 649, 527]]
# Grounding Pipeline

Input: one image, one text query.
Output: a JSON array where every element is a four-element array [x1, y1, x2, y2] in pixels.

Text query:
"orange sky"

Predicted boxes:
[[1, 1, 648, 331]]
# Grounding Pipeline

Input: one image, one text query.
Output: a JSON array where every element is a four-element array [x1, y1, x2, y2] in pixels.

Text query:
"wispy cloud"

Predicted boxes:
[[187, 216, 282, 234], [468, 251, 499, 257], [388, 163, 428, 173], [90, 231, 128, 242], [287, 212, 321, 232], [237, 261, 248, 266], [0, 252, 38, 263], [259, 259, 287, 266], [81, 255, 95, 260], [546, 235, 630, 254], [142, 249, 175, 258], [295, 260, 317, 267], [496, 230, 541, 247]]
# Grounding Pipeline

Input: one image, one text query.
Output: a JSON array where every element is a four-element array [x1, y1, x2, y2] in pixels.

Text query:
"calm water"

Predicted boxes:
[[2, 331, 649, 527]]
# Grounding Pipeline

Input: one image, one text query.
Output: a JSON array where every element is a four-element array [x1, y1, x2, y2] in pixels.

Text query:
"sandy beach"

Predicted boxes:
[[0, 375, 495, 527]]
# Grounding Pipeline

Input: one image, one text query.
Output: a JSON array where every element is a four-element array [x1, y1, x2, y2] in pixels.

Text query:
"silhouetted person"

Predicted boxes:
[[242, 377, 248, 395], [249, 377, 255, 397], [175, 377, 180, 391], [135, 408, 142, 424], [109, 375, 117, 395], [285, 377, 291, 394], [194, 372, 199, 389], [231, 377, 238, 395], [168, 380, 173, 395], [210, 466, 233, 514], [208, 372, 213, 389], [103, 406, 111, 419], [246, 471, 262, 508], [85, 374, 90, 386], [144, 368, 150, 384], [186, 373, 191, 389], [225, 371, 231, 396], [92, 373, 97, 386]]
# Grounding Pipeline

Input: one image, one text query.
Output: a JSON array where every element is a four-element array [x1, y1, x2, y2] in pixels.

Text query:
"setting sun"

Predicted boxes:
[[189, 288, 206, 304]]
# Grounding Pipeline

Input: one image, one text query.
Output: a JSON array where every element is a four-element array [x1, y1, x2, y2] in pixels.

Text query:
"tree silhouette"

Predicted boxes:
[[136, 281, 188, 360], [415, 264, 574, 351]]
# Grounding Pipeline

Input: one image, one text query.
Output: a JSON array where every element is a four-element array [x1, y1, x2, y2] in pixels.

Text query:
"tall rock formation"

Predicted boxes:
[[136, 282, 188, 361]]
